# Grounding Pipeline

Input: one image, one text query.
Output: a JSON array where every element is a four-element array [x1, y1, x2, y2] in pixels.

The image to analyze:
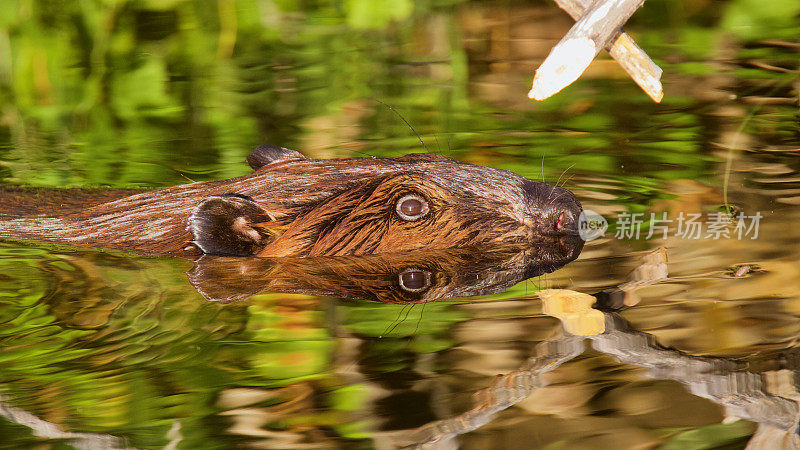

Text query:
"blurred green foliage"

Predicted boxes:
[[660, 421, 756, 449], [0, 243, 468, 447], [720, 0, 800, 40], [1, 0, 794, 197], [0, 0, 798, 447]]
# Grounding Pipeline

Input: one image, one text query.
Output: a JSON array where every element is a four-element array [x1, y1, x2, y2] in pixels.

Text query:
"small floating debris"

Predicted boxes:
[[592, 247, 669, 311], [539, 289, 605, 336], [728, 264, 762, 278]]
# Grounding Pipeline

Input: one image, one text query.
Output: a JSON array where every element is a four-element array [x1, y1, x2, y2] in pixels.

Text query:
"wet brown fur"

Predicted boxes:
[[0, 153, 581, 258]]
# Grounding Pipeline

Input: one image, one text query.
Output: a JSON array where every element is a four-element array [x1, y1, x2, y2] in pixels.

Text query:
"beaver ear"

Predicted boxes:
[[247, 145, 306, 170], [188, 194, 275, 256]]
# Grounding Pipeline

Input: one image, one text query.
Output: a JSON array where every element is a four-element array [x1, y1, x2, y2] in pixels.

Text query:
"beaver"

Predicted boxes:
[[0, 145, 583, 258]]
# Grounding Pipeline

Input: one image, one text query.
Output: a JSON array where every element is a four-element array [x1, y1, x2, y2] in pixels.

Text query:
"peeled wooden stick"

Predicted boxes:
[[529, 0, 660, 101], [606, 33, 664, 102], [552, 0, 663, 102]]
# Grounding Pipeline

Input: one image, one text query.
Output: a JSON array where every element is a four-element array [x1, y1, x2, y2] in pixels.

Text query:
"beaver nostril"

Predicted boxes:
[[556, 211, 567, 231]]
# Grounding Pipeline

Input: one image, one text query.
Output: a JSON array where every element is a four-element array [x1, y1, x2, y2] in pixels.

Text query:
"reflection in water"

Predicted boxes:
[[593, 247, 669, 310], [188, 236, 584, 304], [0, 393, 184, 450], [0, 237, 585, 447], [1, 232, 798, 448], [0, 393, 130, 450], [387, 249, 800, 449], [396, 310, 800, 449]]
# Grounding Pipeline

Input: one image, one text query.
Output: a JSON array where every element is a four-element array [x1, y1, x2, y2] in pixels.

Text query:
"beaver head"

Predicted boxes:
[[189, 146, 583, 257]]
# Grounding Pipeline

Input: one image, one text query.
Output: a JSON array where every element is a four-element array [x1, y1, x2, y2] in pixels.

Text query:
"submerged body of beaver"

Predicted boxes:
[[0, 145, 583, 258]]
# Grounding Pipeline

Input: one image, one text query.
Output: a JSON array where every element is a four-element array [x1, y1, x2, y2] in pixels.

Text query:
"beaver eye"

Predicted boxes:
[[395, 194, 429, 221], [398, 268, 431, 293]]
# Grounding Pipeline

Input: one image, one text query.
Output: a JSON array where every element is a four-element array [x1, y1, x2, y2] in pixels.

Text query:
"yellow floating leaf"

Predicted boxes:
[[538, 289, 605, 336]]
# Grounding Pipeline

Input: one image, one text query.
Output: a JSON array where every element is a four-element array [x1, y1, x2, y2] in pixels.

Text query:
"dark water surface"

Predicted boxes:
[[1, 1, 799, 448]]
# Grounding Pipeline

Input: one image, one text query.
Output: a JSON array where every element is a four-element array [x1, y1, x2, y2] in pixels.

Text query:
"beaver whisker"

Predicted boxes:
[[541, 154, 546, 183], [547, 189, 571, 207], [381, 303, 417, 337], [381, 304, 410, 337], [557, 173, 577, 189], [553, 163, 576, 192], [412, 302, 427, 336], [375, 99, 429, 154]]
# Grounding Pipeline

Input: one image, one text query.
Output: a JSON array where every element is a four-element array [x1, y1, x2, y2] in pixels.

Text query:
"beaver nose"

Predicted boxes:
[[548, 187, 582, 235], [524, 181, 583, 238], [553, 208, 581, 235]]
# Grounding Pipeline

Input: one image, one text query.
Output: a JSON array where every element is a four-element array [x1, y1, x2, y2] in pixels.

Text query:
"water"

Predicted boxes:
[[1, 0, 799, 448]]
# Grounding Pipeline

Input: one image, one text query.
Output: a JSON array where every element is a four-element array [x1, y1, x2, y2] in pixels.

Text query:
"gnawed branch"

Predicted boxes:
[[529, 0, 663, 102]]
